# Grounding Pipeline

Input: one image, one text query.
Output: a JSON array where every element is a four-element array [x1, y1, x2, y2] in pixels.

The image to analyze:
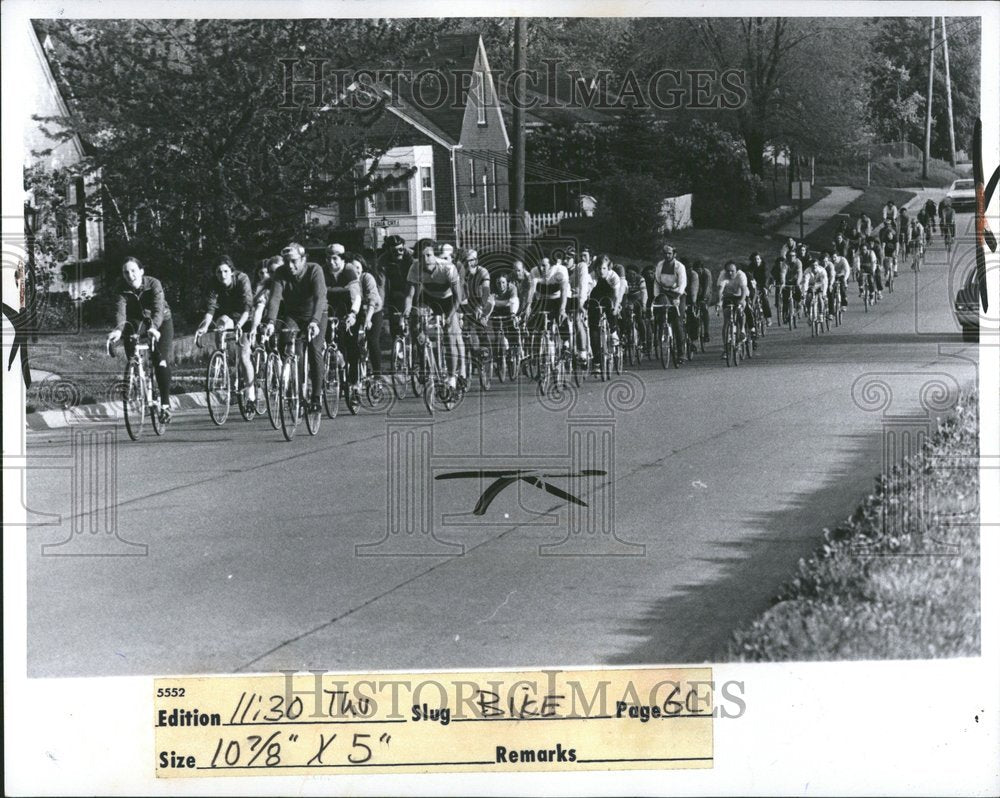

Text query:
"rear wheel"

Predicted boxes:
[[122, 360, 146, 441], [206, 350, 231, 426]]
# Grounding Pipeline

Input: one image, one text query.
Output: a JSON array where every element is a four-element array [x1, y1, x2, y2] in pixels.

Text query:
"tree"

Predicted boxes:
[[624, 18, 871, 178], [865, 17, 980, 157], [31, 18, 452, 313]]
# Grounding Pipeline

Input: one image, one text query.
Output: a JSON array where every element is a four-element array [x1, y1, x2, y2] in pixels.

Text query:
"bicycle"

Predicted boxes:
[[278, 328, 321, 440], [861, 272, 878, 312], [109, 333, 167, 441], [416, 310, 464, 413], [388, 312, 413, 400], [264, 339, 283, 430], [354, 330, 390, 411], [199, 328, 256, 426], [806, 289, 826, 337], [620, 305, 643, 368], [780, 285, 798, 330], [461, 314, 493, 392], [533, 310, 567, 398], [250, 332, 269, 419], [883, 258, 895, 293], [491, 315, 523, 383], [589, 302, 615, 381], [651, 295, 681, 369], [830, 282, 844, 327], [943, 219, 955, 254], [720, 303, 744, 368], [912, 238, 924, 272]]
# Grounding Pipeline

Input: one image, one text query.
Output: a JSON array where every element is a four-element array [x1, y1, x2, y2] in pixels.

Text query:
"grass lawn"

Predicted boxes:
[[803, 186, 916, 251], [608, 226, 782, 277], [728, 389, 980, 661], [816, 155, 970, 189]]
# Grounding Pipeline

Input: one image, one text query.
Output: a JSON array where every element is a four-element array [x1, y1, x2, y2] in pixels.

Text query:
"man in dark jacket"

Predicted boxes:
[[264, 242, 328, 408], [379, 235, 414, 337]]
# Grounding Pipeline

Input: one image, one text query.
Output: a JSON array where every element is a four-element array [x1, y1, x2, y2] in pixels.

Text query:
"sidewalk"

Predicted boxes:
[[776, 186, 863, 239]]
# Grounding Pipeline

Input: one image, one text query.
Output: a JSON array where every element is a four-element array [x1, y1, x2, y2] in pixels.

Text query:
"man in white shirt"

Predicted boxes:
[[652, 243, 688, 362]]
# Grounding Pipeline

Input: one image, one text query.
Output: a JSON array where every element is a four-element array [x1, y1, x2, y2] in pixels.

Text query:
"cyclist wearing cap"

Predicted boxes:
[[107, 256, 174, 424], [263, 243, 328, 410], [652, 243, 687, 362], [459, 248, 492, 357], [194, 255, 255, 404], [403, 238, 465, 390], [326, 245, 363, 393]]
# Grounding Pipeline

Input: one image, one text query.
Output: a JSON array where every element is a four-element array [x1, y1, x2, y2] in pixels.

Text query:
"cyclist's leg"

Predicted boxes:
[[586, 298, 602, 358], [307, 314, 327, 402], [367, 310, 384, 375], [151, 316, 174, 404], [672, 296, 686, 352], [699, 298, 710, 341], [238, 320, 254, 392], [340, 316, 361, 384]]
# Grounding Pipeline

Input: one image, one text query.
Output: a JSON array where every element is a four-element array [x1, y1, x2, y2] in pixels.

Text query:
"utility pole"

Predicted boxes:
[[941, 16, 957, 166], [511, 18, 527, 251], [922, 17, 936, 179]]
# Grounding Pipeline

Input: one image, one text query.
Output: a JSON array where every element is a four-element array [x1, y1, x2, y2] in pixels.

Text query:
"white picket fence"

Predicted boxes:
[[455, 211, 581, 252]]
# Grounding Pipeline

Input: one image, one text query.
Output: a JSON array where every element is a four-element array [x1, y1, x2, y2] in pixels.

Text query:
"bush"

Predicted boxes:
[[592, 171, 667, 258]]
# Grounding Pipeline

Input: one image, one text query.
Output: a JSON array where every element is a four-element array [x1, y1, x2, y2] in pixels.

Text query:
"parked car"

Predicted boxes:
[[945, 178, 977, 212], [953, 261, 980, 343]]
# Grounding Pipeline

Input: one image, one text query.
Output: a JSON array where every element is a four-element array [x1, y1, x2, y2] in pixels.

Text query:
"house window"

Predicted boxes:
[[375, 171, 411, 215], [469, 160, 476, 196], [420, 166, 434, 212]]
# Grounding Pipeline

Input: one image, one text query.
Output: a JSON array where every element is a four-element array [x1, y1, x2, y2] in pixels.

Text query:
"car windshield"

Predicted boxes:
[[953, 179, 975, 190]]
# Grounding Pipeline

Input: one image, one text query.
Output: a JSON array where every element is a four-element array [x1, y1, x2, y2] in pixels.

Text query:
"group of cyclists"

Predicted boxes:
[[105, 192, 958, 431]]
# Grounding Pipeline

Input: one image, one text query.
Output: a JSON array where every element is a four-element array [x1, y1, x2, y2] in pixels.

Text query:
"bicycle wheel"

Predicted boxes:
[[122, 360, 146, 441], [265, 352, 282, 429], [303, 359, 321, 436], [253, 348, 268, 416], [478, 348, 493, 392], [366, 374, 391, 409], [150, 374, 165, 436], [206, 350, 231, 426], [390, 337, 409, 399], [279, 357, 300, 441], [613, 342, 624, 375]]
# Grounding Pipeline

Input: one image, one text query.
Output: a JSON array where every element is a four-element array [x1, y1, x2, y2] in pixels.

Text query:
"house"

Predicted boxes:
[[313, 33, 512, 248], [25, 20, 104, 299]]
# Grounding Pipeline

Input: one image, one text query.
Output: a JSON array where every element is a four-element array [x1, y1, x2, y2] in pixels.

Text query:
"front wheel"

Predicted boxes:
[[252, 348, 268, 416], [122, 360, 146, 441], [477, 348, 493, 392], [206, 350, 231, 426], [279, 357, 300, 441], [390, 337, 409, 399], [265, 353, 282, 429], [303, 360, 321, 436]]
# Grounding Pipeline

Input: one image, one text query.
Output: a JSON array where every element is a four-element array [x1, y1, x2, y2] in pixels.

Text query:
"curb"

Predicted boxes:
[[26, 390, 209, 431]]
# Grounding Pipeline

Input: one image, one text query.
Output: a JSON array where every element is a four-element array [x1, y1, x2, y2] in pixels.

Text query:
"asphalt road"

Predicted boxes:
[[26, 221, 979, 676]]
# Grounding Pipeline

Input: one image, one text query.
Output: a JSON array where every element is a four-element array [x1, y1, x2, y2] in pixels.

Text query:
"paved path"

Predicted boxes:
[[777, 186, 863, 238], [24, 212, 977, 677]]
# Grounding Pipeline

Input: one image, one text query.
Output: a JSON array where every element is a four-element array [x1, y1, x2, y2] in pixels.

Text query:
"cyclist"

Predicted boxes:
[[779, 245, 803, 320], [910, 217, 925, 270], [832, 231, 850, 260], [511, 259, 534, 322], [802, 256, 829, 323], [263, 242, 328, 411], [352, 254, 385, 377], [940, 198, 956, 245], [380, 234, 414, 339], [107, 256, 174, 424], [437, 242, 456, 267], [459, 248, 492, 361], [716, 260, 749, 355], [623, 266, 649, 352], [898, 206, 911, 257], [856, 213, 873, 239], [325, 245, 363, 395], [879, 221, 899, 277], [882, 200, 899, 226], [689, 259, 712, 345], [586, 255, 623, 365], [402, 238, 465, 391], [251, 256, 282, 336], [923, 197, 938, 240], [747, 251, 772, 327], [194, 255, 255, 405], [830, 249, 851, 308], [857, 240, 882, 300], [524, 254, 571, 352], [485, 272, 520, 366], [566, 247, 593, 363], [651, 243, 688, 361]]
